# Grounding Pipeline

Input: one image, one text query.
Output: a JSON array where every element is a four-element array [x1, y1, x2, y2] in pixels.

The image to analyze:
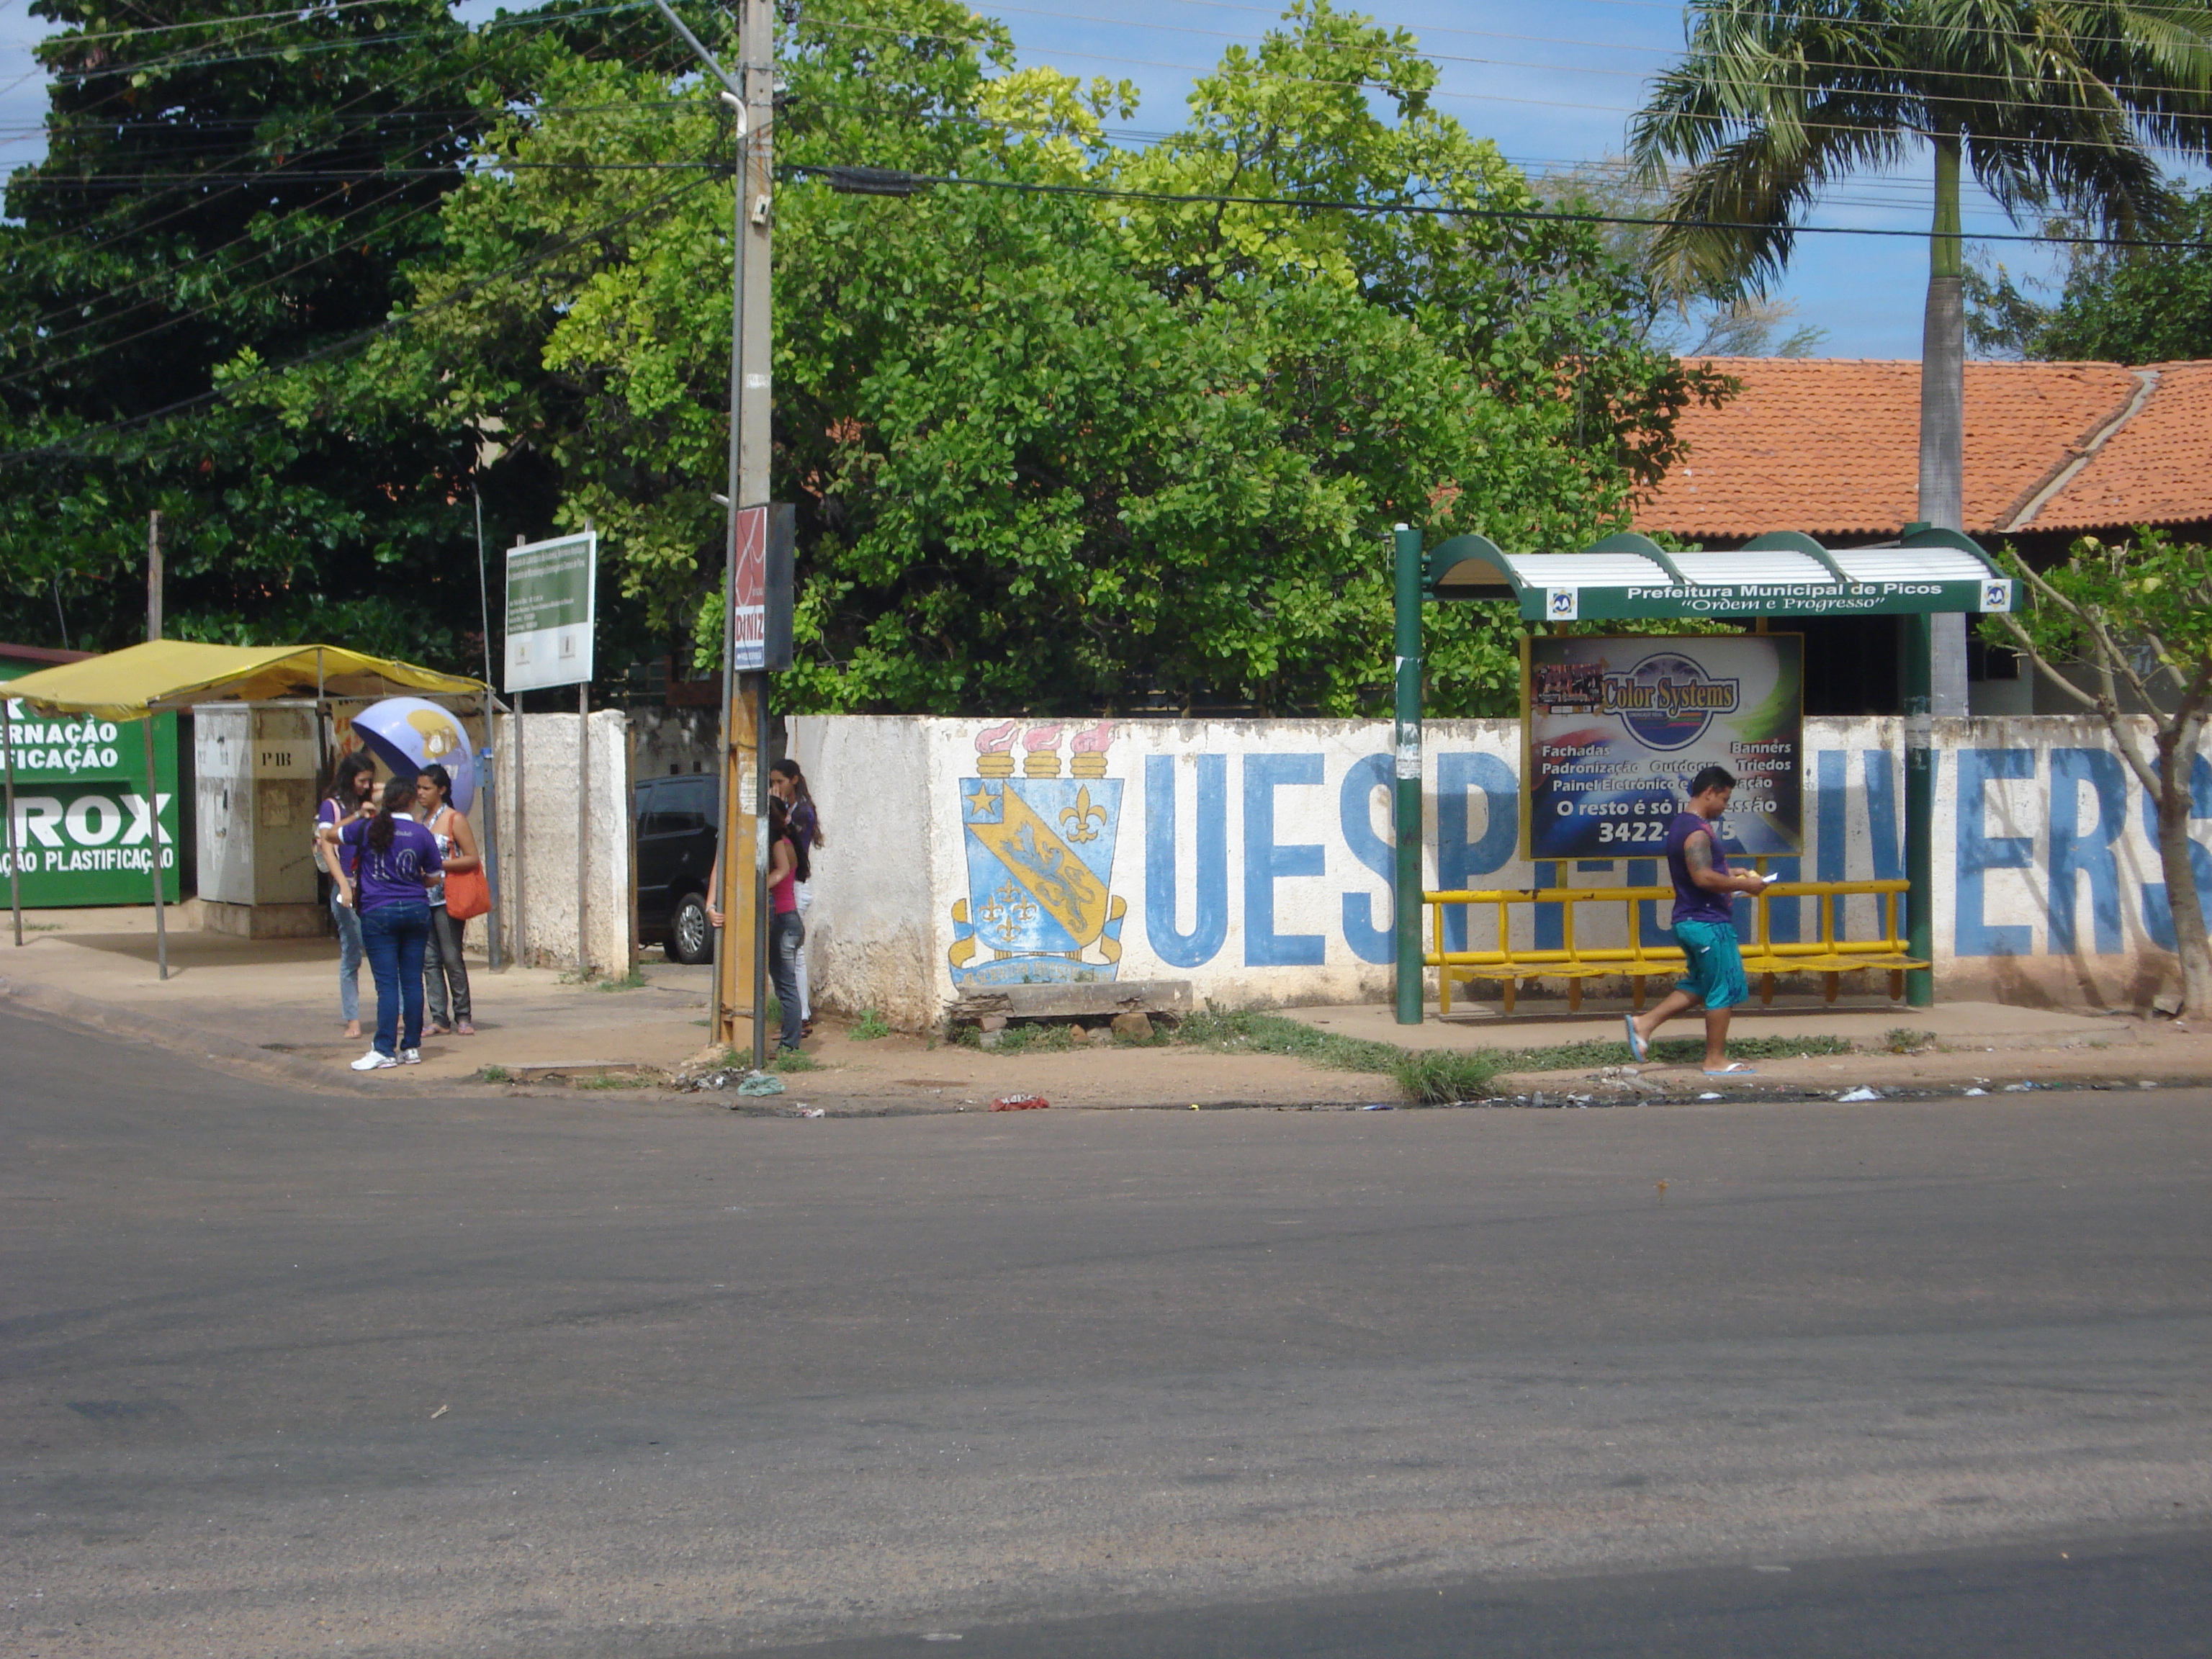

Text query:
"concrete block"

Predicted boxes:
[[948, 979, 1192, 1023]]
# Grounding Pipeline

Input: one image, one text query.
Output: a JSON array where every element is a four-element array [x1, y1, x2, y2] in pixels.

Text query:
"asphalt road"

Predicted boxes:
[[3, 1003, 2208, 1658]]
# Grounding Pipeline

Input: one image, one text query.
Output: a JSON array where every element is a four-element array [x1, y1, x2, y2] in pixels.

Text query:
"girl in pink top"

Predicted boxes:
[[768, 797, 806, 1051]]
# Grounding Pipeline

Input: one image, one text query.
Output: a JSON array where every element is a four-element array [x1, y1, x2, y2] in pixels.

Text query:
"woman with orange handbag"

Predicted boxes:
[[415, 763, 482, 1037]]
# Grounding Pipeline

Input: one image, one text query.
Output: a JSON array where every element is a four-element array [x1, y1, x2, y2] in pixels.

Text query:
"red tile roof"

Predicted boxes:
[[1634, 357, 2212, 541]]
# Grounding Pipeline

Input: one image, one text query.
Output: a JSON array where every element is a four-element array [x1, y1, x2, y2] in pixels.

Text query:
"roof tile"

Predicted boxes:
[[1633, 357, 2179, 539]]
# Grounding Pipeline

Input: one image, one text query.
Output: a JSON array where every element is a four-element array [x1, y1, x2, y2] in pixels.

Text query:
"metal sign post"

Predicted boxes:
[[3, 693, 21, 947], [504, 529, 598, 974]]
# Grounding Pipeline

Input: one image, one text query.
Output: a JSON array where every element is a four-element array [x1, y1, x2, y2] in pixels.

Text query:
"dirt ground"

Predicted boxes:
[[4, 904, 2211, 1112]]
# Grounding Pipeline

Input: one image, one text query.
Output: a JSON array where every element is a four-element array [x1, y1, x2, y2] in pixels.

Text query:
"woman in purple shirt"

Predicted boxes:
[[318, 777, 443, 1071]]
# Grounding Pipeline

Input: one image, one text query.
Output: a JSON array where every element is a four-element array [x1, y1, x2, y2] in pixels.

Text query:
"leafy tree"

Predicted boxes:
[[1968, 185, 2212, 361], [0, 0, 692, 667], [238, 0, 1724, 715], [1630, 0, 2212, 541], [1983, 533, 2212, 1013]]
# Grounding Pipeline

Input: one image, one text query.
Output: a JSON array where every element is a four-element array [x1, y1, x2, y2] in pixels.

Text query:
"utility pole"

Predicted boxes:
[[652, 0, 774, 1064], [146, 511, 162, 642]]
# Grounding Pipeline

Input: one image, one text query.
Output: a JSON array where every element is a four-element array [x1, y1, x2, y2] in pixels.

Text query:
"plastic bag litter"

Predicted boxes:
[[1360, 1102, 1395, 1111], [1835, 1086, 1882, 1102], [737, 1072, 786, 1097], [1963, 1087, 1987, 1096], [796, 1107, 826, 1118], [992, 1094, 1049, 1111]]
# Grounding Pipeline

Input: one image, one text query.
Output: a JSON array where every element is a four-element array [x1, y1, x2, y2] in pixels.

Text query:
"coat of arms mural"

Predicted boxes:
[[948, 720, 1127, 985]]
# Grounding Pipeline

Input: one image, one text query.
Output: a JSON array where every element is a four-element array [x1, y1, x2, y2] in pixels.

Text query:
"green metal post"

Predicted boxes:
[[1393, 523, 1424, 1025], [1903, 613, 1935, 1007]]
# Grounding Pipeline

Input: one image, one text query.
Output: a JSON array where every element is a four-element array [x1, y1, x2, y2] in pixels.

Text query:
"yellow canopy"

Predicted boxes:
[[1, 639, 485, 721]]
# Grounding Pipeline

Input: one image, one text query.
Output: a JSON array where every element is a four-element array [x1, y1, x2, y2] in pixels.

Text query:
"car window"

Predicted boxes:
[[666, 776, 714, 833]]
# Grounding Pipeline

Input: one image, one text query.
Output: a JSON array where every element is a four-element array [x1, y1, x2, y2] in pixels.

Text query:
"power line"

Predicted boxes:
[[781, 160, 2212, 250], [0, 161, 721, 467]]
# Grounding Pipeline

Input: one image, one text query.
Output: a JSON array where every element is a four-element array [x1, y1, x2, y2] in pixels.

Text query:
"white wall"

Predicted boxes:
[[792, 714, 2212, 1028], [490, 709, 633, 975]]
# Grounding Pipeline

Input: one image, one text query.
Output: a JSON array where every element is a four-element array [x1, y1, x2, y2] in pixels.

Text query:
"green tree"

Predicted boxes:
[[0, 0, 689, 666], [1969, 185, 2212, 361], [243, 0, 1719, 714], [1630, 0, 2212, 547], [1984, 532, 2212, 1013]]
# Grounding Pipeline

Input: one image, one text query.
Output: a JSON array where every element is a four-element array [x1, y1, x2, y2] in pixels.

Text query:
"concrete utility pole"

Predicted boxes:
[[654, 0, 775, 1063]]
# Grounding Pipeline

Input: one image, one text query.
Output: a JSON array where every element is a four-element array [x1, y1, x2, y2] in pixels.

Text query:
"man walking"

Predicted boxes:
[[1625, 765, 1775, 1075]]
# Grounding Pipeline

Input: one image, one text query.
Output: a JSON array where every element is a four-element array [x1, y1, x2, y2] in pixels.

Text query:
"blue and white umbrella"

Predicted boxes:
[[349, 696, 475, 812]]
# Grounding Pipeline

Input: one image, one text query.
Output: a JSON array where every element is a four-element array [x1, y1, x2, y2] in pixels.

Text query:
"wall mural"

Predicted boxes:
[[948, 719, 1128, 986]]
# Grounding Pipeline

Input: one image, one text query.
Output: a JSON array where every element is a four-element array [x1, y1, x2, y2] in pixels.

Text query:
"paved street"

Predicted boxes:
[[4, 1001, 2209, 1657]]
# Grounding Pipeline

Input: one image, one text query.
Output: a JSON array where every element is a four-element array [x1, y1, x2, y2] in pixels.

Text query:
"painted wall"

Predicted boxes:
[[491, 709, 634, 975], [791, 714, 2211, 1028]]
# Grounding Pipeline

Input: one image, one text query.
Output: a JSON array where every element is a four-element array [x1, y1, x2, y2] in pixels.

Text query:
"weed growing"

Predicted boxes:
[[850, 1008, 894, 1040], [1395, 1048, 1504, 1104], [595, 969, 647, 993], [1885, 1026, 1937, 1053], [577, 1074, 650, 1090], [1172, 1008, 1404, 1075], [770, 1049, 823, 1073], [476, 1064, 511, 1084]]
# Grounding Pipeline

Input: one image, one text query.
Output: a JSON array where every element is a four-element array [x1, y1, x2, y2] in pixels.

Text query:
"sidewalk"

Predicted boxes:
[[4, 907, 2209, 1107]]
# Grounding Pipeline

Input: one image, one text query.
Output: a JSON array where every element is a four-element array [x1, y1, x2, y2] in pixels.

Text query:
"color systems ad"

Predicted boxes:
[[1523, 634, 1804, 860]]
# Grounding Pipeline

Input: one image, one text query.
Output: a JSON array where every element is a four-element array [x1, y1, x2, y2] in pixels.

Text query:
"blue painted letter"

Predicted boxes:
[[2048, 748, 2127, 956], [1956, 748, 2034, 957], [1436, 752, 1517, 953], [2139, 755, 2212, 950], [1339, 754, 1395, 965], [1144, 754, 1228, 968], [1244, 754, 1326, 966]]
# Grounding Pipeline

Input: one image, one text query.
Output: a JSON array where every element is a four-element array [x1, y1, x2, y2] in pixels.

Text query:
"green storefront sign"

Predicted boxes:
[[1, 661, 180, 907]]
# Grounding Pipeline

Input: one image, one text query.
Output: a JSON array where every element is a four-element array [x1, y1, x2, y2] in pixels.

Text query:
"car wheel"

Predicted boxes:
[[670, 893, 714, 964]]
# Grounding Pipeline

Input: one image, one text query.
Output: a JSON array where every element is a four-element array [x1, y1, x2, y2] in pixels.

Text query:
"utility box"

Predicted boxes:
[[194, 703, 323, 931]]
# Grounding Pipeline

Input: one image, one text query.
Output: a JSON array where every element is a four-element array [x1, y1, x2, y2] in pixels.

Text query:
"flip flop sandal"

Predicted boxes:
[[1623, 1013, 1650, 1064], [1702, 1062, 1758, 1076]]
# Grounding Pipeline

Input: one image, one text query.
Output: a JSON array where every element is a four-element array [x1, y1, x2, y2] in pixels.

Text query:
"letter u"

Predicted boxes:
[[1144, 755, 1228, 968]]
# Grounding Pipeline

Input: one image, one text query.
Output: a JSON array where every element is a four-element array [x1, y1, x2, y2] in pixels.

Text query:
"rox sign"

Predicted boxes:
[[1, 696, 181, 905]]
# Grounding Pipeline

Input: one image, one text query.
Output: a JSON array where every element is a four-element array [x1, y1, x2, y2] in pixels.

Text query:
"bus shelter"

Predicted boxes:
[[2, 640, 487, 979], [1388, 525, 2015, 1023]]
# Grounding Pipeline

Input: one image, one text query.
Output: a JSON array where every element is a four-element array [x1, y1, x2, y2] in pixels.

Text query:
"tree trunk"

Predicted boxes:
[[1917, 132, 1969, 716], [2157, 781, 2212, 1017]]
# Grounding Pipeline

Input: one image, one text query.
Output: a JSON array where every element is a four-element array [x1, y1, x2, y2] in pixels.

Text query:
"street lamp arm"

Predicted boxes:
[[648, 0, 745, 109]]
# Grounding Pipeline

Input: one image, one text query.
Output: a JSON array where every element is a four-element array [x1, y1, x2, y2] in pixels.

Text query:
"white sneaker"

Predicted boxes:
[[400, 1048, 422, 1065], [351, 1051, 399, 1071]]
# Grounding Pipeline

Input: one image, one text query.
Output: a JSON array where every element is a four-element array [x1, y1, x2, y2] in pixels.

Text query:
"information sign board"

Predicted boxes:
[[505, 531, 597, 691], [1523, 634, 1803, 860]]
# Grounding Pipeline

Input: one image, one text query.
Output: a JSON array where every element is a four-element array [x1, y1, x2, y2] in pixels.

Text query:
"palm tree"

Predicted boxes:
[[1631, 0, 2212, 573]]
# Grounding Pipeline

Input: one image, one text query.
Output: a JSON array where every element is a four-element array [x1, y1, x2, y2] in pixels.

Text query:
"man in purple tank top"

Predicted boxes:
[[1624, 765, 1776, 1076]]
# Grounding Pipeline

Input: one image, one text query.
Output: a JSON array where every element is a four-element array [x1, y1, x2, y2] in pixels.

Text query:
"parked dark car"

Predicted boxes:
[[634, 773, 718, 964]]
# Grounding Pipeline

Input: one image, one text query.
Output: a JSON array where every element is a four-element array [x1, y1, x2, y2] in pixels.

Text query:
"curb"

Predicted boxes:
[[0, 972, 445, 1098]]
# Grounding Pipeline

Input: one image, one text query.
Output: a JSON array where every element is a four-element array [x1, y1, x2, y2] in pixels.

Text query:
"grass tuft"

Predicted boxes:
[[595, 969, 647, 993], [1885, 1026, 1937, 1053], [476, 1064, 511, 1083], [1172, 1008, 1404, 1075], [577, 1073, 650, 1090], [770, 1049, 823, 1073], [1395, 1048, 1504, 1104], [850, 1007, 894, 1040]]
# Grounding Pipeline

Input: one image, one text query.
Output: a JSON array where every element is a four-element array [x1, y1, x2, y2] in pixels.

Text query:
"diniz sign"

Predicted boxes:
[[1522, 634, 1805, 861], [728, 503, 795, 673]]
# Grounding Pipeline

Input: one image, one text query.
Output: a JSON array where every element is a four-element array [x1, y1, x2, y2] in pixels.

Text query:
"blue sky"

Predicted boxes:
[[0, 0, 2082, 357]]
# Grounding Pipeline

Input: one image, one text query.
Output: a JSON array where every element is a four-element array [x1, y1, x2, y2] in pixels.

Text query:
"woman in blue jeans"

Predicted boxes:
[[315, 752, 378, 1038], [319, 776, 443, 1071]]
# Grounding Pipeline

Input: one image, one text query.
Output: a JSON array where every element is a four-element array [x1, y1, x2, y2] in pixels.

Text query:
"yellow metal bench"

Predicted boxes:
[[1424, 877, 1923, 1015]]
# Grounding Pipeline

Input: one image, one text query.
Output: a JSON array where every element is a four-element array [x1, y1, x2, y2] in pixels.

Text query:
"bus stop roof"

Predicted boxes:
[[1, 639, 484, 721], [1424, 526, 2014, 623]]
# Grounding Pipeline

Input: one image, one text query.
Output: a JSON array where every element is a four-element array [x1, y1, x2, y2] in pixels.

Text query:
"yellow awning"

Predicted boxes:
[[1, 640, 485, 721]]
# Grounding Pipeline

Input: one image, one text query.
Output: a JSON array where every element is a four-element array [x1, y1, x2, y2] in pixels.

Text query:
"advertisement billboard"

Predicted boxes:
[[1523, 634, 1803, 860], [1, 682, 181, 906]]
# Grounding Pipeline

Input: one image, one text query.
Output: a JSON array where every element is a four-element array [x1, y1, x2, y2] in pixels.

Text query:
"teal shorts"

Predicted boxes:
[[1673, 918, 1748, 1010]]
